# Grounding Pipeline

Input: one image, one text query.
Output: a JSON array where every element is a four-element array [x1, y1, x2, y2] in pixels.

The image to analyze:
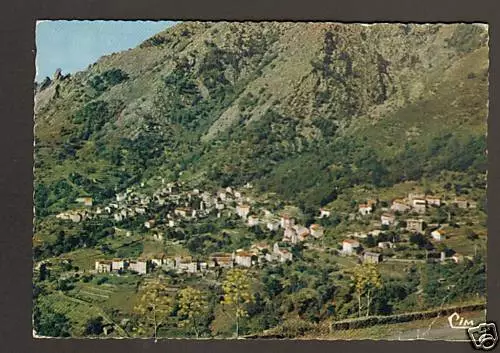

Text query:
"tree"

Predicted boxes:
[[33, 306, 70, 337], [134, 280, 173, 340], [85, 316, 104, 335], [353, 263, 383, 317], [221, 268, 254, 338], [177, 287, 208, 338]]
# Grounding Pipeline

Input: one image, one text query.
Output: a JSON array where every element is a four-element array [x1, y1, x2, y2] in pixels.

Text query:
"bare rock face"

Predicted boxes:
[[53, 68, 63, 81]]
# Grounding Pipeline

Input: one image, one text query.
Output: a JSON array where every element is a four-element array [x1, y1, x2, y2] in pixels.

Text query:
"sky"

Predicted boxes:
[[35, 20, 177, 82]]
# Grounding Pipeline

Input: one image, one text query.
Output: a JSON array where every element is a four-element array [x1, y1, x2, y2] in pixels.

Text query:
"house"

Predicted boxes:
[[280, 214, 295, 228], [411, 198, 427, 213], [309, 224, 324, 238], [116, 193, 127, 202], [234, 191, 242, 199], [135, 207, 147, 215], [366, 199, 377, 207], [233, 250, 253, 267], [363, 252, 382, 264], [358, 204, 373, 216], [129, 259, 148, 274], [102, 324, 114, 336], [266, 220, 280, 232], [152, 233, 164, 241], [247, 215, 259, 227], [454, 198, 469, 209], [199, 262, 208, 272], [178, 260, 198, 274], [273, 242, 293, 263], [236, 204, 251, 218], [391, 199, 411, 213], [426, 196, 441, 207], [111, 259, 126, 272], [378, 241, 394, 249], [408, 192, 425, 202], [251, 242, 270, 254], [70, 213, 83, 223], [150, 255, 166, 267], [380, 213, 396, 226], [319, 208, 331, 218], [144, 219, 156, 229], [225, 186, 233, 194], [406, 218, 424, 233], [283, 227, 298, 244], [452, 253, 465, 263], [211, 253, 234, 268], [174, 207, 192, 218], [342, 239, 360, 255], [76, 196, 93, 207], [293, 225, 310, 241], [218, 191, 227, 201], [95, 260, 112, 273], [431, 229, 446, 241]]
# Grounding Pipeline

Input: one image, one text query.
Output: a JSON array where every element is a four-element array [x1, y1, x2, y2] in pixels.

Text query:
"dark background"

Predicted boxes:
[[0, 0, 498, 352]]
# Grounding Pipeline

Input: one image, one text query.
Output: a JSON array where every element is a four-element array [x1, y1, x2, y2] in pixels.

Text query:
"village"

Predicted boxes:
[[51, 177, 482, 279]]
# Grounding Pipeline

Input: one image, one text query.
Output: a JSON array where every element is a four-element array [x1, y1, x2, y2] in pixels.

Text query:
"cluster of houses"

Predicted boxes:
[[93, 240, 295, 276], [339, 191, 480, 264], [56, 181, 257, 231]]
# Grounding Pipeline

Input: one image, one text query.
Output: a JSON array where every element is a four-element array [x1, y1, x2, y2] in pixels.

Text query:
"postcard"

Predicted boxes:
[[33, 21, 489, 342]]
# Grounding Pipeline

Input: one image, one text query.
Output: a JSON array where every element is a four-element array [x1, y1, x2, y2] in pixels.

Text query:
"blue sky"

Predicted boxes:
[[35, 20, 177, 82]]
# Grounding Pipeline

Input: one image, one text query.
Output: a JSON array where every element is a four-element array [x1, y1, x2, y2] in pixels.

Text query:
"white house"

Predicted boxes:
[[378, 241, 394, 249], [342, 239, 360, 255], [144, 219, 156, 229], [116, 193, 127, 202], [273, 243, 293, 263], [218, 191, 227, 201], [380, 213, 396, 226], [431, 229, 446, 241], [391, 199, 411, 213], [280, 214, 295, 228], [174, 207, 192, 218], [233, 251, 253, 267], [247, 215, 259, 227], [283, 227, 298, 244], [129, 260, 148, 274], [363, 251, 382, 264], [426, 196, 441, 207], [236, 204, 251, 218], [358, 204, 373, 216], [309, 224, 324, 238], [293, 225, 310, 241], [319, 208, 331, 218], [95, 260, 112, 273], [266, 221, 280, 232], [412, 198, 427, 213], [406, 219, 424, 233], [112, 259, 126, 271], [76, 196, 93, 207]]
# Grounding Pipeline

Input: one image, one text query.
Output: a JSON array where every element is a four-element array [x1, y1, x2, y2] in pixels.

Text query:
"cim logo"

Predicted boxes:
[[448, 312, 475, 329]]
